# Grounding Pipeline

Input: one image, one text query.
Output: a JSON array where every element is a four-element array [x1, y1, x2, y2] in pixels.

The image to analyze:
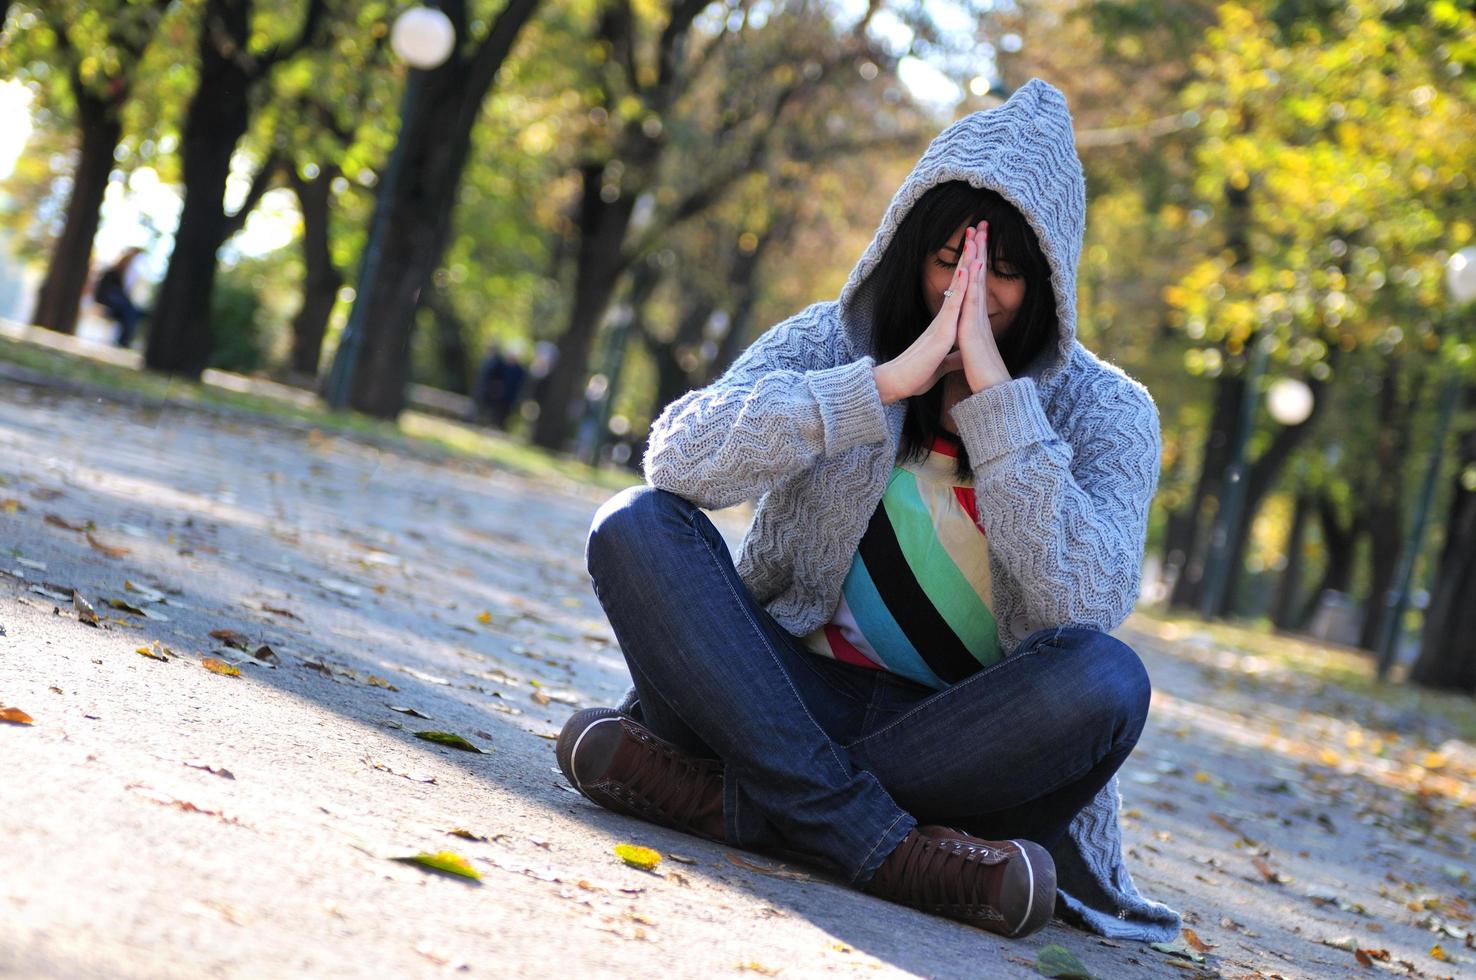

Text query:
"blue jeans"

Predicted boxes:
[[585, 485, 1150, 886]]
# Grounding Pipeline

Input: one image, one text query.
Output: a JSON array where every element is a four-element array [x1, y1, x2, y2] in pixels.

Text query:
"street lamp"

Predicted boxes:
[[1375, 246, 1476, 677], [324, 5, 456, 410]]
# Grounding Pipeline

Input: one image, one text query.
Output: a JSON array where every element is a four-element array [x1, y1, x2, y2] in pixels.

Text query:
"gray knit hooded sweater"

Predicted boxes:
[[641, 79, 1181, 941]]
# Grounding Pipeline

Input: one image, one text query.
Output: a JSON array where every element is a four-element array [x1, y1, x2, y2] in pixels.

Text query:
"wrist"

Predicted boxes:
[[873, 363, 901, 405]]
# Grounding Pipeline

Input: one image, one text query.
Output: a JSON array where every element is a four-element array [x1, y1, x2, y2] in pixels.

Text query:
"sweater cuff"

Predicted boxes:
[[950, 377, 1055, 462], [807, 356, 887, 456]]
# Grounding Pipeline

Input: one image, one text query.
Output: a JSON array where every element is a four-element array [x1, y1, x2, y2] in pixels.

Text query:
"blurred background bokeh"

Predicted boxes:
[[1, 0, 1474, 692]]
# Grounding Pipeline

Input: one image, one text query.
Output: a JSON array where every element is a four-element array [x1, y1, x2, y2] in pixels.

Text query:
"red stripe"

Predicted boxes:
[[929, 434, 961, 457], [824, 624, 885, 670], [953, 486, 986, 536]]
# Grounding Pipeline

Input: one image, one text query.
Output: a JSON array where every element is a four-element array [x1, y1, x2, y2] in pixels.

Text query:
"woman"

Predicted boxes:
[[558, 80, 1180, 942], [93, 247, 147, 348]]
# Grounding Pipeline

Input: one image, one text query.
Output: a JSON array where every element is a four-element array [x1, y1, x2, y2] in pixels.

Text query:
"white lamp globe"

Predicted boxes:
[[1267, 377, 1315, 426], [391, 7, 455, 69], [1447, 246, 1476, 305]]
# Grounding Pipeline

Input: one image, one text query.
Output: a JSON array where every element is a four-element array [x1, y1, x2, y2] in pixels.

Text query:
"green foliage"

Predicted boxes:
[[207, 264, 265, 373]]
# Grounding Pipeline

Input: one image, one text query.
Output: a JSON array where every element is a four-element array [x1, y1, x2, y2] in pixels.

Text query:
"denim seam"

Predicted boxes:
[[688, 511, 855, 782], [851, 811, 910, 885], [847, 632, 1061, 750]]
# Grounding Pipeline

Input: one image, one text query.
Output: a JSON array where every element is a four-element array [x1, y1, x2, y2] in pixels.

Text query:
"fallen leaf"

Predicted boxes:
[[614, 843, 663, 871], [1, 497, 22, 513], [261, 604, 300, 619], [136, 644, 169, 662], [531, 690, 551, 706], [1182, 928, 1216, 953], [73, 591, 99, 627], [389, 705, 431, 719], [391, 851, 481, 882], [737, 963, 779, 976], [202, 658, 241, 677], [183, 759, 235, 779], [1035, 943, 1093, 979], [1150, 942, 1205, 964], [477, 611, 493, 625], [725, 852, 811, 881], [414, 731, 486, 753], [85, 531, 129, 559], [108, 598, 146, 616], [208, 629, 250, 650], [667, 853, 698, 864], [249, 645, 280, 665], [1, 706, 34, 725], [367, 675, 398, 691], [44, 514, 84, 532], [448, 828, 489, 842], [1252, 856, 1287, 884], [1430, 945, 1449, 961]]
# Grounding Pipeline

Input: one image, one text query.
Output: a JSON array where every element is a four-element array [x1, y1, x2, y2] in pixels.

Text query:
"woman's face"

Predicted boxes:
[[921, 220, 1027, 337]]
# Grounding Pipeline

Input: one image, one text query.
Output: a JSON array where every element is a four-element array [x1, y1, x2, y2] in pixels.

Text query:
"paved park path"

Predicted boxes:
[[1, 364, 1472, 979]]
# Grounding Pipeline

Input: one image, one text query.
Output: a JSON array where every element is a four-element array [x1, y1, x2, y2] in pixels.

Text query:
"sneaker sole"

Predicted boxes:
[[1002, 839, 1057, 938]]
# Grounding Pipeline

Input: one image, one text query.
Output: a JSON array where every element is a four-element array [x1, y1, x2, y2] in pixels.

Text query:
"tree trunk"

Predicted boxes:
[[1299, 492, 1360, 628], [1168, 369, 1245, 609], [1218, 374, 1327, 615], [144, 0, 253, 376], [287, 165, 341, 378], [30, 94, 121, 335], [1408, 427, 1476, 692], [1272, 488, 1313, 630], [1357, 360, 1414, 650], [343, 0, 541, 418], [529, 161, 641, 448]]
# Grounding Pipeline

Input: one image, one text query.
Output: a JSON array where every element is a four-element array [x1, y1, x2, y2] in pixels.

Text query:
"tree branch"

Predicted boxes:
[[223, 151, 283, 237], [259, 0, 328, 73]]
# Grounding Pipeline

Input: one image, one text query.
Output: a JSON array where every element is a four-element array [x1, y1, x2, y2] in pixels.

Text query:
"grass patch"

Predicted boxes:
[[1133, 608, 1476, 743], [0, 334, 637, 495]]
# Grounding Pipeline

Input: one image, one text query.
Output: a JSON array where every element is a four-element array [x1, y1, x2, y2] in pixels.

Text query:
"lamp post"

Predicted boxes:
[[1200, 337, 1317, 619], [324, 5, 456, 410], [1375, 246, 1476, 678]]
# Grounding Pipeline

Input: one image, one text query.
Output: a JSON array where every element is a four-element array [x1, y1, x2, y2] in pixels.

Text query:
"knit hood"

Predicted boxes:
[[836, 78, 1086, 387]]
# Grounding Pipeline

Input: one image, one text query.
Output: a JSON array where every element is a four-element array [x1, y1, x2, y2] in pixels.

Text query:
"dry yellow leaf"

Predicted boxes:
[[202, 658, 241, 677], [1, 706, 34, 725], [85, 531, 129, 559], [1422, 752, 1447, 770], [136, 644, 169, 662], [2, 498, 22, 513], [367, 675, 398, 690], [614, 843, 662, 871], [1430, 945, 1449, 962], [476, 611, 493, 625]]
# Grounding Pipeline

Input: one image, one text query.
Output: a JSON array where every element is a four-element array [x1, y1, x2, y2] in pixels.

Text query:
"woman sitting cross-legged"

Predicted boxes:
[[557, 79, 1181, 943]]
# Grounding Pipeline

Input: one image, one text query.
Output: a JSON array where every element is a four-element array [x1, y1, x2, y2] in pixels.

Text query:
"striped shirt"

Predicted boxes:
[[802, 433, 1001, 690]]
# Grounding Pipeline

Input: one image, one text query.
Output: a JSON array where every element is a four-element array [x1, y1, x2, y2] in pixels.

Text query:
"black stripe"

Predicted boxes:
[[856, 502, 982, 684]]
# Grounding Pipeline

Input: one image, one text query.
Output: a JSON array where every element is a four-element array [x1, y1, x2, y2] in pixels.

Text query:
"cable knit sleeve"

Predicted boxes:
[[642, 305, 889, 510], [948, 371, 1160, 632]]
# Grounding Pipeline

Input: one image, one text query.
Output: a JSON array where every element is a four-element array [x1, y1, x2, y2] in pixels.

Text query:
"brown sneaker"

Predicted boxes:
[[865, 825, 1056, 937], [556, 707, 726, 841]]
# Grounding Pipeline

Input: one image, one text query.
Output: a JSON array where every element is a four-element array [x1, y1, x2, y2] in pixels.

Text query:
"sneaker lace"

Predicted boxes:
[[624, 730, 718, 825]]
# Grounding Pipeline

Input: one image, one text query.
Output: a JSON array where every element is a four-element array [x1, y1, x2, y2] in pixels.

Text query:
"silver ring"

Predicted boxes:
[[943, 289, 955, 297]]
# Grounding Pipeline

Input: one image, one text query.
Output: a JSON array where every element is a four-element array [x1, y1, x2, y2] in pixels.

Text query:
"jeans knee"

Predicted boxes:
[[1054, 628, 1151, 740], [1098, 634, 1151, 738], [585, 484, 689, 576]]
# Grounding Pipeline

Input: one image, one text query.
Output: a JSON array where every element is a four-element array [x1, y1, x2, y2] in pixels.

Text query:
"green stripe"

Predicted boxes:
[[881, 469, 1001, 662]]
